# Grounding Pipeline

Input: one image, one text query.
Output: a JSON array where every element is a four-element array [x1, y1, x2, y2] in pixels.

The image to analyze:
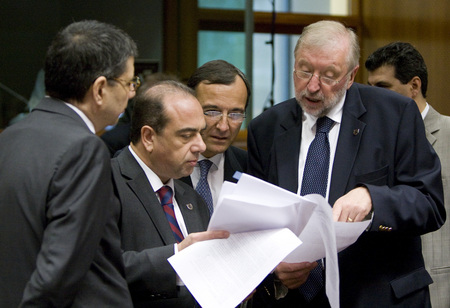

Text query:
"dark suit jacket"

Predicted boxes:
[[101, 101, 133, 157], [111, 147, 210, 308], [179, 145, 248, 187], [247, 83, 446, 307], [101, 122, 131, 156], [0, 97, 132, 307]]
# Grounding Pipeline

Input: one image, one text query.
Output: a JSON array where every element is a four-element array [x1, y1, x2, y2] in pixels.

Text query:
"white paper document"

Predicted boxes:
[[168, 173, 370, 308], [168, 228, 301, 308]]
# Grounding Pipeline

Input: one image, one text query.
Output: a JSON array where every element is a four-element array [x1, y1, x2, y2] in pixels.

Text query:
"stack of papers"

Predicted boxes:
[[168, 173, 370, 308]]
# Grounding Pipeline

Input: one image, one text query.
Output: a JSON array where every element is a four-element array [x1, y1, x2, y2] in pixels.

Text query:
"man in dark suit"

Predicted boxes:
[[247, 20, 445, 307], [366, 41, 450, 308], [0, 20, 137, 307], [180, 60, 250, 213], [111, 80, 229, 307]]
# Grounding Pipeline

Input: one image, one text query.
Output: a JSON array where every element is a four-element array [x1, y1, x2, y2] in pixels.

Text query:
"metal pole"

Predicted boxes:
[[244, 0, 254, 124]]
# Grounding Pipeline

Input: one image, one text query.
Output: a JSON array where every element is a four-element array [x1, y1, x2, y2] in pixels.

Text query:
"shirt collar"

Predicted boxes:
[[421, 102, 429, 120], [64, 102, 96, 134], [303, 91, 346, 131], [128, 145, 175, 193], [198, 152, 223, 168]]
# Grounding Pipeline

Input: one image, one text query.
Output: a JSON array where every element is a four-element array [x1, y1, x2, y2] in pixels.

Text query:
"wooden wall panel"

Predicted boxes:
[[361, 0, 450, 115]]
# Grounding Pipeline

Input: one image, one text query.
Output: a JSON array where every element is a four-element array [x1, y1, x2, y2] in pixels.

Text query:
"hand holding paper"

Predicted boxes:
[[168, 173, 371, 308]]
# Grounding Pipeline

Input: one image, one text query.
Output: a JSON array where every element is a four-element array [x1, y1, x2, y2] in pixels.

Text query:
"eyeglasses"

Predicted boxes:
[[204, 110, 246, 123], [109, 76, 141, 92], [293, 69, 351, 86]]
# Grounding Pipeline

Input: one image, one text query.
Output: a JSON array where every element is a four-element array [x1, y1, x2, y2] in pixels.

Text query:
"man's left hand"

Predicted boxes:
[[332, 186, 372, 222]]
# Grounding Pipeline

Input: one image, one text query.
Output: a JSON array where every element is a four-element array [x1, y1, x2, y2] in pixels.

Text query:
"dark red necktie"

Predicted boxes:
[[158, 186, 184, 243]]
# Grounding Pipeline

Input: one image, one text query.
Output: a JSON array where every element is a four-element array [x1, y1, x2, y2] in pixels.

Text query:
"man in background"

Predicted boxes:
[[0, 20, 137, 307], [101, 72, 180, 156], [366, 41, 450, 308], [181, 59, 250, 215], [111, 80, 229, 307]]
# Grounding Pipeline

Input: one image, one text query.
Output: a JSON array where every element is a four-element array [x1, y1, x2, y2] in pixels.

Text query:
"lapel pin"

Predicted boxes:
[[186, 203, 194, 210], [353, 129, 360, 136]]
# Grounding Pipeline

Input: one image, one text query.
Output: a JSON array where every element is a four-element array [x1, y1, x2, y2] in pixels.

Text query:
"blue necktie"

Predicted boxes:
[[195, 160, 214, 215], [158, 186, 184, 243], [299, 116, 334, 301]]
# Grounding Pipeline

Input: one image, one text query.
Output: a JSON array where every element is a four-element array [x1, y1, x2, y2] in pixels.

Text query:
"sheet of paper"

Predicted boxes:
[[168, 228, 302, 308], [299, 194, 340, 307], [280, 195, 369, 308], [209, 174, 317, 236], [170, 173, 370, 308], [334, 220, 371, 252], [231, 173, 303, 205], [283, 213, 371, 261], [208, 195, 315, 235]]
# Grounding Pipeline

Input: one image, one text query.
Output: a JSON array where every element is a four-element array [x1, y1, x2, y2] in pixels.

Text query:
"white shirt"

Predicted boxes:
[[421, 102, 429, 120], [128, 146, 189, 238], [129, 146, 187, 286], [297, 93, 346, 200], [64, 101, 95, 134], [190, 153, 224, 210]]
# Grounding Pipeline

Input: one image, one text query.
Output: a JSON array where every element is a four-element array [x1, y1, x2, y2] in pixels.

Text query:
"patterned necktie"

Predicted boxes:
[[157, 186, 184, 243], [195, 159, 214, 215], [299, 116, 334, 302]]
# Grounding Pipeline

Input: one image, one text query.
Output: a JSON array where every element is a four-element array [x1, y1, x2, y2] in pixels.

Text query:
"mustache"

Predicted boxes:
[[301, 89, 324, 101]]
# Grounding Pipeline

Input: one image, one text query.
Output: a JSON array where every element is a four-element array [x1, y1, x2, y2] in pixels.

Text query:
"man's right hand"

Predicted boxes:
[[274, 261, 318, 289], [177, 230, 230, 252]]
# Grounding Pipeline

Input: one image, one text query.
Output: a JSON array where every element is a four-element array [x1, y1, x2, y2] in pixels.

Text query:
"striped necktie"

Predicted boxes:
[[158, 186, 184, 243]]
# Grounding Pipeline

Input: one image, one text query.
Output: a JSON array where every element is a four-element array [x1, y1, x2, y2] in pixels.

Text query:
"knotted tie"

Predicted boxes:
[[299, 116, 334, 302], [158, 186, 184, 243], [195, 159, 214, 215]]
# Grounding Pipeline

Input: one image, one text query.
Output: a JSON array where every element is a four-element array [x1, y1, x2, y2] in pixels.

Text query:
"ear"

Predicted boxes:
[[408, 76, 422, 100], [141, 125, 155, 153], [91, 76, 108, 107], [346, 65, 359, 90]]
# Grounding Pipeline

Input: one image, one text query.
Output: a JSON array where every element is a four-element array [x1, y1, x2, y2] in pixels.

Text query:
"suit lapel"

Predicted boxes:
[[329, 86, 366, 205], [274, 101, 302, 193], [224, 148, 243, 183], [178, 175, 193, 187], [175, 181, 208, 233], [424, 106, 439, 146], [118, 148, 176, 244]]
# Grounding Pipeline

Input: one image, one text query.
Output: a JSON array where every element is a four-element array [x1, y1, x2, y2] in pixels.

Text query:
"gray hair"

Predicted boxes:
[[294, 20, 360, 70]]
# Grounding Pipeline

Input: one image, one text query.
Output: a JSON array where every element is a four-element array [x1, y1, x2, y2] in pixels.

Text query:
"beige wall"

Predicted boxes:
[[360, 0, 450, 115]]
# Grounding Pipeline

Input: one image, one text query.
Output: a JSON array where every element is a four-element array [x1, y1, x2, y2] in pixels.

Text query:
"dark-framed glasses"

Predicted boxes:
[[293, 69, 351, 86], [204, 110, 246, 123], [110, 76, 141, 92]]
